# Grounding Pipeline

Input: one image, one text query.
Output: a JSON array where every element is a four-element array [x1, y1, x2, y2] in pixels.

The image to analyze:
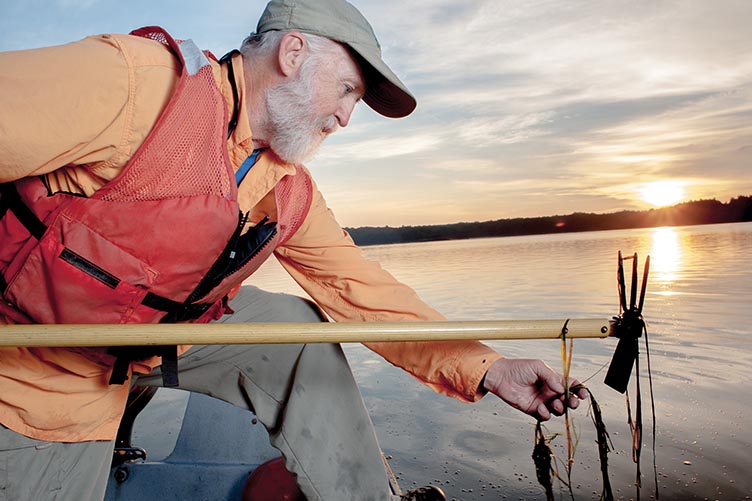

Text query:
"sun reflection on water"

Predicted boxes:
[[649, 226, 682, 284]]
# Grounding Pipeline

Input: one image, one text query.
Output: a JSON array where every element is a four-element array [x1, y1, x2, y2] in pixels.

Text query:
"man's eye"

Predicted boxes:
[[344, 84, 354, 95]]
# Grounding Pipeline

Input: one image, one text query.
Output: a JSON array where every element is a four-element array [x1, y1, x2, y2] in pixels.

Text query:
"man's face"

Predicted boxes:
[[265, 41, 365, 164]]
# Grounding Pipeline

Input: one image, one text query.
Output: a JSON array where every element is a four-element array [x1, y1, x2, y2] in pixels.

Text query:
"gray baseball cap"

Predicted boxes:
[[256, 0, 417, 118]]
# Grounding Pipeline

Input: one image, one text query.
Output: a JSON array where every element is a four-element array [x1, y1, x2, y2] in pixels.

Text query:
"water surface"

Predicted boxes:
[[141, 222, 752, 500]]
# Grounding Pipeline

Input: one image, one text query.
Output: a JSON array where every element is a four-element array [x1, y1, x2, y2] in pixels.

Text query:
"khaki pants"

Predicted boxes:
[[0, 286, 396, 501]]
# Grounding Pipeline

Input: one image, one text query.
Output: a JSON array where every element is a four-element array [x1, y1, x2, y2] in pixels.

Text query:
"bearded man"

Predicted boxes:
[[0, 1, 586, 500]]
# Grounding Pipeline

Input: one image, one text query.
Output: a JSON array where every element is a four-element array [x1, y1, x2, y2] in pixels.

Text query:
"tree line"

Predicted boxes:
[[345, 196, 752, 246]]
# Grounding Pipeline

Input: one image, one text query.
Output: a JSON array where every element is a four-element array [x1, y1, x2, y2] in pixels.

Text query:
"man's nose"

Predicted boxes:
[[335, 99, 357, 128]]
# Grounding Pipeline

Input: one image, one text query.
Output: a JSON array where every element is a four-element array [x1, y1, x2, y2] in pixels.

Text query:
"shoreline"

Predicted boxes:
[[346, 197, 752, 246]]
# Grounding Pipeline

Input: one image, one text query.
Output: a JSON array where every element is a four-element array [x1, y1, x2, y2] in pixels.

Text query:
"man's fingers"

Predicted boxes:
[[537, 365, 565, 394], [551, 398, 565, 415], [568, 380, 589, 400], [537, 402, 551, 421]]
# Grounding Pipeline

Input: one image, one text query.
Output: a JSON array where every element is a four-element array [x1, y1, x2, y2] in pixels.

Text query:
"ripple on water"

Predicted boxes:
[[454, 430, 512, 457]]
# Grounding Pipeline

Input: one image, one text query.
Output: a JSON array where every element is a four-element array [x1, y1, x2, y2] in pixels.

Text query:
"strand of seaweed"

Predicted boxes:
[[624, 322, 660, 501], [644, 323, 659, 500], [532, 386, 614, 501], [531, 390, 613, 500], [577, 385, 614, 501], [531, 330, 659, 500], [560, 331, 577, 500], [532, 421, 556, 501], [531, 252, 659, 500], [531, 330, 614, 501]]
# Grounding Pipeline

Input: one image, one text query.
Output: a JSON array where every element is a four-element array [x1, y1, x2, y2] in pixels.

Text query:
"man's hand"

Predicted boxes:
[[482, 358, 588, 421]]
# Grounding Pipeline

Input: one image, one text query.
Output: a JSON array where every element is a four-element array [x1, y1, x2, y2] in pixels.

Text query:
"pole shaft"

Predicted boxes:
[[0, 319, 611, 347]]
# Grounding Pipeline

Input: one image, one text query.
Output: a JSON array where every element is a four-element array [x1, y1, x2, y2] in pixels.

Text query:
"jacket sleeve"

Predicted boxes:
[[275, 179, 503, 402], [0, 34, 177, 185]]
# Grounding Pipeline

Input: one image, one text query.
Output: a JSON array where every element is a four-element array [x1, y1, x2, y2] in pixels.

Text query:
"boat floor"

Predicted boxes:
[[105, 390, 280, 500]]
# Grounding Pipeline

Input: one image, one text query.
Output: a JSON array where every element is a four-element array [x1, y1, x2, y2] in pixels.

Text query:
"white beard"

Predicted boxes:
[[264, 65, 338, 164]]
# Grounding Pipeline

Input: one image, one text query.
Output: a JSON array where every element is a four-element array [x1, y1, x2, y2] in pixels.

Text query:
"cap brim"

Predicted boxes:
[[348, 41, 416, 119]]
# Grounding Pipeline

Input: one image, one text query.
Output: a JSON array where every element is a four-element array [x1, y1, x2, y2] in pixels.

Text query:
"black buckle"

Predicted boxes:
[[160, 302, 212, 324]]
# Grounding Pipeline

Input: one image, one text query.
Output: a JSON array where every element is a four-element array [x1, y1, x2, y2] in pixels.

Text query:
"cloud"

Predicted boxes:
[[568, 86, 752, 175], [415, 157, 505, 174], [315, 133, 442, 162], [457, 112, 555, 147], [3, 0, 749, 226], [361, 0, 752, 119]]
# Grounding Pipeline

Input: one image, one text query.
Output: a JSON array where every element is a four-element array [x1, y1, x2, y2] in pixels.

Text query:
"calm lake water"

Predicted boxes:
[[140, 222, 752, 500]]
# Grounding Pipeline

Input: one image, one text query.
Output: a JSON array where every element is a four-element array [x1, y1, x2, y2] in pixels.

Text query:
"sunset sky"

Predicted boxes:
[[2, 0, 750, 227]]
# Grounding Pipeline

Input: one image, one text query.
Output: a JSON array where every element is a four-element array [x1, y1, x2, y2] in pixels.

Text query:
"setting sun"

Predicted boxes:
[[639, 180, 686, 207]]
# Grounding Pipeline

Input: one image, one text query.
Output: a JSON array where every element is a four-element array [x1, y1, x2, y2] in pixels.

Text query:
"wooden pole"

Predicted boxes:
[[0, 319, 611, 347]]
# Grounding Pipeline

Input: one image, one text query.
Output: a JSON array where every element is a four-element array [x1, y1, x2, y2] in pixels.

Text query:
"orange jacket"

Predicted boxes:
[[0, 33, 502, 442]]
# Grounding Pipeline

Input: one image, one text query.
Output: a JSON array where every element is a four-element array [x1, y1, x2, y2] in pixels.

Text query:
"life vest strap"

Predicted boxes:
[[142, 292, 212, 323], [0, 182, 47, 240], [235, 149, 263, 186], [0, 186, 9, 293], [0, 186, 9, 221], [108, 345, 179, 387]]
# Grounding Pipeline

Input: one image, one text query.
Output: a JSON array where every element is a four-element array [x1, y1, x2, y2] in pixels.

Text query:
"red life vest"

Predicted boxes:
[[0, 28, 312, 364]]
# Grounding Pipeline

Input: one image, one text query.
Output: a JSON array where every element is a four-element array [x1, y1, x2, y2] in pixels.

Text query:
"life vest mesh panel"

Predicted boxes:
[[98, 43, 231, 202], [277, 166, 314, 246], [137, 30, 170, 46]]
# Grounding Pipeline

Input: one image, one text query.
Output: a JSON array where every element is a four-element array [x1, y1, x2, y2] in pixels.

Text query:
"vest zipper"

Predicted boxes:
[[185, 212, 277, 304], [226, 225, 275, 278], [220, 215, 277, 284]]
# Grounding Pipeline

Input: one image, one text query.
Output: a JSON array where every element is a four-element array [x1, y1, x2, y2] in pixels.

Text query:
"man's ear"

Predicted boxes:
[[277, 31, 307, 78]]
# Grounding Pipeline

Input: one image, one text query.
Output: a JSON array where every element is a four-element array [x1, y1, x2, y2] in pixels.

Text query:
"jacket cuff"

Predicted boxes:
[[459, 348, 504, 402]]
